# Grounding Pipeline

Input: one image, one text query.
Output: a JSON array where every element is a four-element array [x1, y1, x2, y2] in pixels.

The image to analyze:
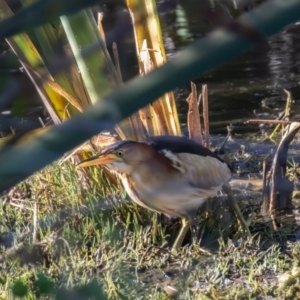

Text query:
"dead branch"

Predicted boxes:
[[261, 122, 300, 227], [202, 84, 210, 149], [245, 119, 292, 125], [186, 82, 203, 145]]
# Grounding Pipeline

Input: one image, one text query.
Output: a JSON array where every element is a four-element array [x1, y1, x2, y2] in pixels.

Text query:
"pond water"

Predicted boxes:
[[158, 0, 300, 134]]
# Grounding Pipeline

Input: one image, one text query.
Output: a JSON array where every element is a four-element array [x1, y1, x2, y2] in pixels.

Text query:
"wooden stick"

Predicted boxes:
[[186, 82, 203, 145], [202, 84, 210, 149], [269, 89, 292, 140], [261, 159, 269, 216], [112, 42, 123, 83], [245, 119, 292, 125], [269, 123, 299, 212]]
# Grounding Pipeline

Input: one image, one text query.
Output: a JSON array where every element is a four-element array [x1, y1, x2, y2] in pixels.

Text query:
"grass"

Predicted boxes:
[[0, 140, 300, 299]]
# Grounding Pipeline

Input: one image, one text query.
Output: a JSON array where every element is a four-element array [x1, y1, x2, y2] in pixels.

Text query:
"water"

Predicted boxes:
[[158, 0, 300, 134]]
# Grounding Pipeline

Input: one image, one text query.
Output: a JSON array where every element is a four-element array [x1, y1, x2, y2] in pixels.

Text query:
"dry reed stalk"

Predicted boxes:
[[202, 84, 210, 149], [245, 119, 292, 125], [268, 89, 292, 140], [112, 42, 123, 83], [126, 0, 181, 136], [186, 82, 203, 145], [97, 12, 106, 45], [261, 122, 300, 229]]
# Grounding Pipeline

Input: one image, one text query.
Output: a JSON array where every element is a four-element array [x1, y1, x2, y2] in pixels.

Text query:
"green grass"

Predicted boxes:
[[0, 154, 300, 299]]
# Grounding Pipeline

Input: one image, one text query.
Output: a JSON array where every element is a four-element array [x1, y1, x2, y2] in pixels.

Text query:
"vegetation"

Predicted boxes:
[[1, 142, 300, 299], [0, 0, 299, 299]]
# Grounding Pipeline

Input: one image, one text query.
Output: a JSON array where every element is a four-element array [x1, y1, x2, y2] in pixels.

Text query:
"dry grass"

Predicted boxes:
[[0, 138, 300, 299]]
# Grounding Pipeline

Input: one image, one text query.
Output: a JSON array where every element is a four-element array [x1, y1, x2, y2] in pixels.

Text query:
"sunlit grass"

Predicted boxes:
[[0, 158, 299, 299]]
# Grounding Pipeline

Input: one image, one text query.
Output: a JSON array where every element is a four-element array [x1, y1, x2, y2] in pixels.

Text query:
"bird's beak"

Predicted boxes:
[[76, 153, 117, 168]]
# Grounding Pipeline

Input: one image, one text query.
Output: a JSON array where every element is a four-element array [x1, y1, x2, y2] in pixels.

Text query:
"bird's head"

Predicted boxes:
[[77, 140, 153, 174]]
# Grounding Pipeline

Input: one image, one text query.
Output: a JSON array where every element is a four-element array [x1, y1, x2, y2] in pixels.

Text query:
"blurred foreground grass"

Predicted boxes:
[[1, 157, 300, 299]]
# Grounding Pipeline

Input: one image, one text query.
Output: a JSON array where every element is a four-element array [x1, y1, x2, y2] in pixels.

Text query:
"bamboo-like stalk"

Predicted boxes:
[[60, 10, 117, 105], [97, 12, 106, 46], [0, 2, 140, 164], [0, 1, 71, 123], [0, 0, 92, 124], [6, 0, 146, 146], [60, 9, 142, 141], [126, 0, 181, 136]]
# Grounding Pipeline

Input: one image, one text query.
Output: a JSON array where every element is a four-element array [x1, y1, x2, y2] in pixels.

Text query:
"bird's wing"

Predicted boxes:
[[145, 135, 234, 171], [162, 150, 231, 193], [145, 135, 222, 161]]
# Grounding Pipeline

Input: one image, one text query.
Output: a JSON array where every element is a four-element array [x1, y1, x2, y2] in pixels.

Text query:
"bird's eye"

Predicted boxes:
[[116, 150, 124, 157]]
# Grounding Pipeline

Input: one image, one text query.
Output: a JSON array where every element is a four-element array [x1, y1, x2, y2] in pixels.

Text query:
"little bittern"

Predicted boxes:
[[77, 135, 250, 250]]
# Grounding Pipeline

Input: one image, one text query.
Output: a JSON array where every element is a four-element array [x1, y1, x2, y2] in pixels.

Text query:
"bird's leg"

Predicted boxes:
[[190, 221, 200, 246], [172, 217, 191, 251], [222, 182, 251, 238]]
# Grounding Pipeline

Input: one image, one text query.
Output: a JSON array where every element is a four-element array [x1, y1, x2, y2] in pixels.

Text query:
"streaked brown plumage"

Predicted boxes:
[[77, 135, 250, 250]]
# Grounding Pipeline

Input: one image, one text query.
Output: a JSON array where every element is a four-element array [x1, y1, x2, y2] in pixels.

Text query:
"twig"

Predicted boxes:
[[26, 66, 84, 113], [97, 12, 106, 46], [217, 135, 229, 154], [202, 84, 210, 149], [261, 159, 269, 216], [227, 123, 234, 139], [245, 119, 292, 125], [261, 122, 300, 229], [284, 89, 292, 117], [33, 202, 38, 243], [269, 89, 292, 140], [269, 123, 299, 211], [186, 82, 203, 145], [112, 42, 123, 84]]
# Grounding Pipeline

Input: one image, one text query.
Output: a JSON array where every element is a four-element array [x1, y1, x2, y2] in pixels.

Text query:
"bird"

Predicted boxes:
[[77, 135, 250, 250]]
